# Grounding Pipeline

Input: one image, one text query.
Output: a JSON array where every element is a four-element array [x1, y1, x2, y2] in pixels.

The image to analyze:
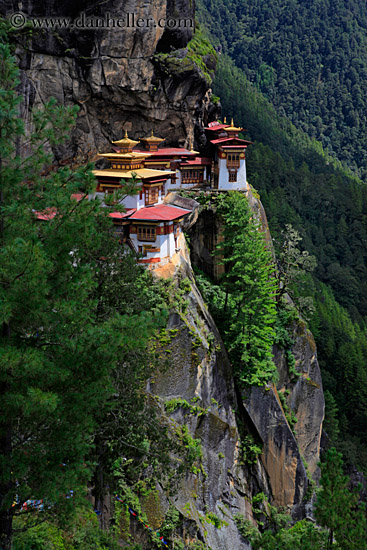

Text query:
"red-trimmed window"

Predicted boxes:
[[227, 154, 240, 169], [145, 187, 159, 205]]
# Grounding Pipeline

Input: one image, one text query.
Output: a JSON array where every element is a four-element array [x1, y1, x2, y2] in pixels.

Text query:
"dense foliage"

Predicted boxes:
[[0, 41, 167, 549], [195, 191, 277, 386], [199, 0, 367, 178], [234, 448, 367, 549], [192, 20, 367, 469]]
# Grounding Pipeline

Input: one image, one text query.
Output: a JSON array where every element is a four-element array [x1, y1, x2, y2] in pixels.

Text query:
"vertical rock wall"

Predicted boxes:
[[1, 0, 214, 161], [187, 187, 325, 517]]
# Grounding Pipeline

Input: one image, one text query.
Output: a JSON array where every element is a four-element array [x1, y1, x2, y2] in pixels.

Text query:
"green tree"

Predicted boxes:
[[315, 447, 367, 550], [275, 224, 317, 318], [216, 192, 277, 386], [0, 41, 161, 548]]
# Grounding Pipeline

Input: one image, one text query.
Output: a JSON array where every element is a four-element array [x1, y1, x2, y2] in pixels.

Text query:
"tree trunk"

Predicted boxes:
[[92, 443, 110, 530], [0, 509, 13, 550]]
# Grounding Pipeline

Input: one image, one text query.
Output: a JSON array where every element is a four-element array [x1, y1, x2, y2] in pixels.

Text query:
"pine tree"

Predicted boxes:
[[315, 447, 367, 550], [0, 41, 161, 548], [216, 191, 277, 386]]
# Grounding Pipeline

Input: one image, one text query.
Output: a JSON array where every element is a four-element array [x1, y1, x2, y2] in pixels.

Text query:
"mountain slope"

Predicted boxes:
[[194, 13, 367, 470], [199, 0, 367, 178]]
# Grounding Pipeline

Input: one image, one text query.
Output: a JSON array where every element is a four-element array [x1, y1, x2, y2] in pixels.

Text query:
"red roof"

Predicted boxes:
[[180, 157, 211, 166], [34, 207, 57, 221], [108, 209, 136, 219], [220, 145, 249, 149], [210, 137, 251, 145], [204, 122, 229, 131], [129, 205, 191, 221], [134, 147, 194, 157], [71, 193, 86, 202]]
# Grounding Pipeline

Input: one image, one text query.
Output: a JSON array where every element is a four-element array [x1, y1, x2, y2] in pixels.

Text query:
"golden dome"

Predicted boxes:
[[140, 129, 165, 143], [112, 130, 140, 149]]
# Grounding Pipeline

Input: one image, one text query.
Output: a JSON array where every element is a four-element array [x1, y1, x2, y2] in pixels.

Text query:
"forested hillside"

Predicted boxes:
[[196, 4, 367, 472], [199, 0, 367, 178]]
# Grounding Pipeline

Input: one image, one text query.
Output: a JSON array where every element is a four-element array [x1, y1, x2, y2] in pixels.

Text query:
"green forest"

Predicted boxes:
[[199, 0, 367, 178], [195, 1, 367, 475]]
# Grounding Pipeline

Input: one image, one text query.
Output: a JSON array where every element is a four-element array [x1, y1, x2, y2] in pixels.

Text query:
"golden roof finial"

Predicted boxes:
[[189, 138, 199, 154], [231, 118, 234, 127], [124, 130, 128, 138], [223, 116, 227, 124], [151, 129, 154, 137]]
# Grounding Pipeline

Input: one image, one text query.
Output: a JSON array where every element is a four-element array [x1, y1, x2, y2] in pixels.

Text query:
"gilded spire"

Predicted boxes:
[[112, 130, 140, 151], [223, 116, 227, 124], [189, 138, 199, 155], [226, 118, 243, 133]]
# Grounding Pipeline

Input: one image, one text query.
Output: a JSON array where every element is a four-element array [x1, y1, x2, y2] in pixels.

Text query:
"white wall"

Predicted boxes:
[[91, 191, 144, 210], [129, 223, 175, 261], [165, 170, 181, 192], [218, 158, 247, 191]]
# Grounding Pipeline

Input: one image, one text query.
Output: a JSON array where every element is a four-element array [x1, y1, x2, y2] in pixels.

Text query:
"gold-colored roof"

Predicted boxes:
[[98, 152, 150, 160], [140, 129, 165, 143], [188, 138, 200, 155], [93, 168, 176, 179], [112, 130, 140, 148], [226, 118, 243, 132]]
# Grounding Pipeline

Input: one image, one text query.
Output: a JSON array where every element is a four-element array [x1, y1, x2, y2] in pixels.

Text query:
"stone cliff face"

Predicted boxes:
[[136, 211, 324, 547], [2, 0, 215, 161], [187, 186, 325, 520], [144, 255, 269, 550]]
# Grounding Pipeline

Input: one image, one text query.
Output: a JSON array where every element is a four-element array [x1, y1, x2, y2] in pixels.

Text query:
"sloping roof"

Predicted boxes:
[[133, 146, 195, 157], [71, 193, 86, 202], [108, 209, 136, 219], [180, 157, 211, 166], [129, 205, 191, 222], [93, 168, 176, 179], [204, 122, 229, 131], [210, 137, 252, 145], [34, 207, 57, 221]]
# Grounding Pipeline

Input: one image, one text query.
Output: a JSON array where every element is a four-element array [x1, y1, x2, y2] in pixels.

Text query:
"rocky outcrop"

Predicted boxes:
[[186, 186, 324, 518], [2, 0, 215, 161], [147, 260, 269, 549], [242, 385, 308, 518], [274, 318, 324, 480], [164, 192, 200, 230]]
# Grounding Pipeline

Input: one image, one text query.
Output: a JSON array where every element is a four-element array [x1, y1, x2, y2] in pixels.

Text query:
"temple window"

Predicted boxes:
[[137, 225, 156, 242], [227, 154, 240, 169], [145, 187, 159, 205], [181, 169, 204, 183], [229, 171, 237, 183]]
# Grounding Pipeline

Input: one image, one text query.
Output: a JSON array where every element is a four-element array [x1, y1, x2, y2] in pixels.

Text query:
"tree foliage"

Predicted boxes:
[[215, 192, 277, 385], [199, 0, 367, 178], [195, 192, 277, 386], [0, 40, 165, 548], [315, 448, 367, 550]]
